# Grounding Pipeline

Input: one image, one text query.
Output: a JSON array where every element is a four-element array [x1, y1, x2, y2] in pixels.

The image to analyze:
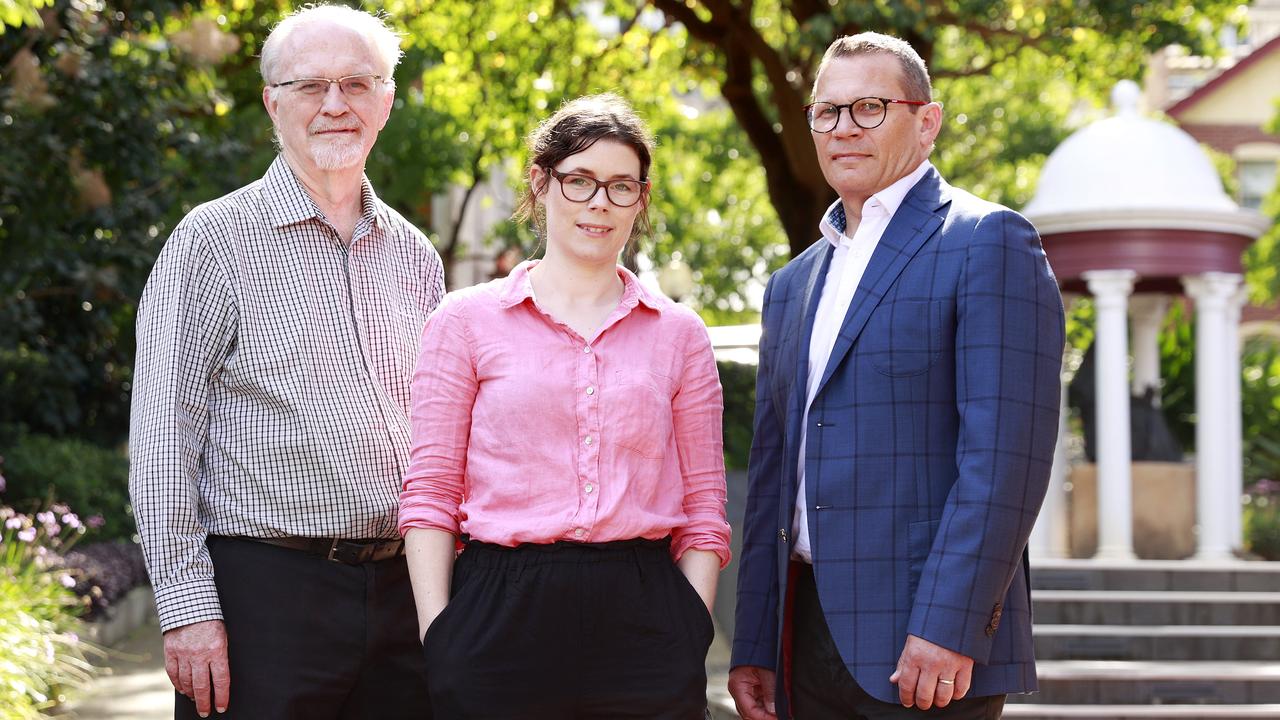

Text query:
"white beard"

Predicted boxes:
[[310, 134, 365, 170]]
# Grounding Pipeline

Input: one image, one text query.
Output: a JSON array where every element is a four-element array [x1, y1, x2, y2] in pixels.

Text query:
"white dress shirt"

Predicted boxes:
[[792, 160, 933, 563]]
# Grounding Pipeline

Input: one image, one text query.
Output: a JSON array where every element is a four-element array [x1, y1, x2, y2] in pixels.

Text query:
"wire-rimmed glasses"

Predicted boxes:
[[270, 74, 384, 98]]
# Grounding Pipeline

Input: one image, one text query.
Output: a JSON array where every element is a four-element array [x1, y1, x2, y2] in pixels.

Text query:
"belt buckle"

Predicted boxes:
[[326, 538, 342, 563]]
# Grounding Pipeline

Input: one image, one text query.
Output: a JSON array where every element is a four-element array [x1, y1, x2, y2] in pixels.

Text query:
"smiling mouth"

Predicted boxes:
[[577, 223, 613, 236], [313, 128, 359, 136]]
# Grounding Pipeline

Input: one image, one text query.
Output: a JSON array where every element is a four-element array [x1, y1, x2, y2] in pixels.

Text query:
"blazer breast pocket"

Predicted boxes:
[[864, 299, 943, 377]]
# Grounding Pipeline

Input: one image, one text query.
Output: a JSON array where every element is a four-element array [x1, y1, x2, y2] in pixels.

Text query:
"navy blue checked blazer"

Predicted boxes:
[[731, 167, 1065, 715]]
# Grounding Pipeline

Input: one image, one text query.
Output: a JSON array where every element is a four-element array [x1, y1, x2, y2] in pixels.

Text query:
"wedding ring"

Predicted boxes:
[[938, 678, 956, 685]]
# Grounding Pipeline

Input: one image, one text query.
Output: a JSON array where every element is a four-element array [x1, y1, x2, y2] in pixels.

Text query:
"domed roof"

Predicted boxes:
[[1023, 81, 1268, 237]]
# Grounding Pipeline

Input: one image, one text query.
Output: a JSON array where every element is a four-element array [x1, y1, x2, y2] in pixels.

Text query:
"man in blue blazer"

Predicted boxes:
[[728, 33, 1065, 719]]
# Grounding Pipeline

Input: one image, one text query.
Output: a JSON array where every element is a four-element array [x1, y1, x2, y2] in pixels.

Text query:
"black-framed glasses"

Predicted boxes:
[[270, 74, 384, 98], [804, 97, 927, 132], [548, 169, 648, 207]]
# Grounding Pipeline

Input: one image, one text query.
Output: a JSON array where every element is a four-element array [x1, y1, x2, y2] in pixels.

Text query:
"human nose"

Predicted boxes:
[[320, 82, 351, 114], [586, 183, 611, 209], [831, 106, 862, 136]]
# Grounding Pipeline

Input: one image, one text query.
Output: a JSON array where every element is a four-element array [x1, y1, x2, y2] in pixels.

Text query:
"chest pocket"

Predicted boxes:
[[863, 299, 943, 377], [605, 372, 673, 459]]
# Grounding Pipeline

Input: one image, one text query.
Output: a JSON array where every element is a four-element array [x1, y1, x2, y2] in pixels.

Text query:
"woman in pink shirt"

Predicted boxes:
[[399, 94, 730, 718]]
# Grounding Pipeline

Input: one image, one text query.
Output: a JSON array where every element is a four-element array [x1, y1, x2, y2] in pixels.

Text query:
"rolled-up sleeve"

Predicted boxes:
[[398, 297, 477, 536], [669, 318, 731, 568]]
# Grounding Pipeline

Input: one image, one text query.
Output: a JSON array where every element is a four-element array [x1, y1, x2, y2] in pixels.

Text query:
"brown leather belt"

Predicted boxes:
[[244, 536, 405, 564]]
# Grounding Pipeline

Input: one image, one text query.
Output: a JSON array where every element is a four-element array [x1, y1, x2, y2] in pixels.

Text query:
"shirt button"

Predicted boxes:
[[573, 528, 584, 538], [584, 484, 594, 493], [583, 346, 591, 354], [584, 436, 593, 445], [586, 386, 595, 396]]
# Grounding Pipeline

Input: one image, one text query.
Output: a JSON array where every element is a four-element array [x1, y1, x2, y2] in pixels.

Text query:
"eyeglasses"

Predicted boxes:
[[548, 169, 648, 207], [270, 74, 384, 98], [804, 97, 927, 132]]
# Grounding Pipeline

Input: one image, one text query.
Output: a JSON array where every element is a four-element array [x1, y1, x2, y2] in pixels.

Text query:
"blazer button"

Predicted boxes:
[[778, 529, 789, 543]]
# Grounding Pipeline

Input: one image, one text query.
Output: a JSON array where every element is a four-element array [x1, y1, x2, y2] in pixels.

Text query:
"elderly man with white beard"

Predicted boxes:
[[128, 5, 444, 718]]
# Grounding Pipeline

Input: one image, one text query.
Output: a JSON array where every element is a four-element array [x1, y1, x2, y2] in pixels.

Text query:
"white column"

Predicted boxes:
[[1085, 270, 1137, 560], [1129, 294, 1169, 403], [1183, 272, 1243, 561], [1031, 293, 1077, 560], [1227, 286, 1247, 550]]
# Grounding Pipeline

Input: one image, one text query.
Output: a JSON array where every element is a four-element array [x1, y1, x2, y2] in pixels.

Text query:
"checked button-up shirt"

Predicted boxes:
[[129, 157, 445, 631]]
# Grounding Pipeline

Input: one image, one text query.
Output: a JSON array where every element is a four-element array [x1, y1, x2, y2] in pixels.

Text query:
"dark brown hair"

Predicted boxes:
[[514, 93, 655, 240]]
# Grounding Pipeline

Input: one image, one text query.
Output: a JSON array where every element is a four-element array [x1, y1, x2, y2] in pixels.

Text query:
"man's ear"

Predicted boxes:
[[919, 101, 944, 147], [263, 86, 278, 122]]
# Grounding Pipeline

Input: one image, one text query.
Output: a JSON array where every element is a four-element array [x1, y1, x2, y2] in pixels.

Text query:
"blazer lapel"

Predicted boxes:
[[814, 170, 951, 397]]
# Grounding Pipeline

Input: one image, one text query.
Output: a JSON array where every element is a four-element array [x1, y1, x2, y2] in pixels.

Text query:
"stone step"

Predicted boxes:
[[1003, 704, 1280, 719], [1033, 590, 1280, 625], [1033, 624, 1280, 661], [1031, 559, 1280, 592], [1019, 660, 1280, 705]]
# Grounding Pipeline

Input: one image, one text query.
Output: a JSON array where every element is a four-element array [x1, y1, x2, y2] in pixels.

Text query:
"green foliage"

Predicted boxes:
[[0, 501, 95, 717], [1245, 484, 1280, 560], [717, 360, 756, 471], [1, 433, 133, 541], [1242, 337, 1280, 486]]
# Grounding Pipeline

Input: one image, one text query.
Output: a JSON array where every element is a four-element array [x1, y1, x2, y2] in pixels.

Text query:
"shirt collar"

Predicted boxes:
[[819, 159, 934, 248], [498, 260, 664, 314], [265, 155, 385, 230]]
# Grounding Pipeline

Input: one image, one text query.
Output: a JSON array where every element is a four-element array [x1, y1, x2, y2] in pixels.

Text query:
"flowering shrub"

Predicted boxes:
[[0, 472, 97, 717], [64, 541, 150, 620]]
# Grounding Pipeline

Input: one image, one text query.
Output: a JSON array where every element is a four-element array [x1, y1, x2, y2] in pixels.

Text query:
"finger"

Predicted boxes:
[[211, 650, 231, 714], [164, 652, 182, 691], [955, 663, 974, 700], [762, 670, 777, 717], [895, 664, 919, 707], [192, 660, 213, 717], [915, 669, 938, 711], [934, 675, 957, 708], [727, 675, 763, 720], [178, 658, 195, 698]]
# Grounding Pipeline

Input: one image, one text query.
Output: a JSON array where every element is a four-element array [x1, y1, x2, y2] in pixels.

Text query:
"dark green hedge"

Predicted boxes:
[[0, 432, 134, 541], [718, 360, 757, 471]]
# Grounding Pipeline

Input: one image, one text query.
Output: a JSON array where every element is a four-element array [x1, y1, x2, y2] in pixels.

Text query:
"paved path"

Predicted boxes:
[[65, 617, 740, 718], [65, 620, 172, 720]]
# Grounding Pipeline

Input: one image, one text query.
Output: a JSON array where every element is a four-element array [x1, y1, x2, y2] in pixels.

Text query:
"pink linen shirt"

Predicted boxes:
[[398, 261, 731, 567]]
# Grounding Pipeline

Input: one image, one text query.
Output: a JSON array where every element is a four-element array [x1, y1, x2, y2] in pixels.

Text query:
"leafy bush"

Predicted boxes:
[[1245, 479, 1280, 561], [0, 433, 133, 541], [0, 499, 96, 718], [718, 360, 756, 471]]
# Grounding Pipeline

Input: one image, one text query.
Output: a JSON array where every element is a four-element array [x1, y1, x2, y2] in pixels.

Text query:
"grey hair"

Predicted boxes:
[[260, 4, 404, 87], [813, 32, 932, 102]]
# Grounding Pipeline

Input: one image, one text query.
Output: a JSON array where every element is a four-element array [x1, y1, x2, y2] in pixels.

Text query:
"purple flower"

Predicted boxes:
[[60, 574, 76, 588], [62, 513, 82, 529], [87, 515, 105, 529], [5, 517, 22, 530], [17, 527, 36, 542], [36, 511, 54, 525], [0, 472, 6, 494]]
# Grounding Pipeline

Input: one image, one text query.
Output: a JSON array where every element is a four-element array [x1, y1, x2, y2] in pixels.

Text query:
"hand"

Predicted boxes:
[[163, 620, 230, 717], [889, 634, 974, 709], [727, 665, 778, 720]]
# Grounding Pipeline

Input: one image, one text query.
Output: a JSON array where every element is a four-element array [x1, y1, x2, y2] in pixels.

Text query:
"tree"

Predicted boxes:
[[584, 0, 1240, 257]]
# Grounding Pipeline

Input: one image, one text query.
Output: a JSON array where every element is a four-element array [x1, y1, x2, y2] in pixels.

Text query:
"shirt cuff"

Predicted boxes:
[[153, 577, 223, 632]]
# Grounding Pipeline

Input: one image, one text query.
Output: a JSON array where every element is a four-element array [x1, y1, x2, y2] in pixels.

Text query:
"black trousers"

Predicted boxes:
[[423, 537, 713, 719], [174, 536, 430, 720], [792, 563, 1005, 720]]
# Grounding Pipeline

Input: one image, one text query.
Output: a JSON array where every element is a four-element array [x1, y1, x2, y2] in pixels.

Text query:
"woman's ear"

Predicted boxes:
[[529, 165, 549, 203]]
